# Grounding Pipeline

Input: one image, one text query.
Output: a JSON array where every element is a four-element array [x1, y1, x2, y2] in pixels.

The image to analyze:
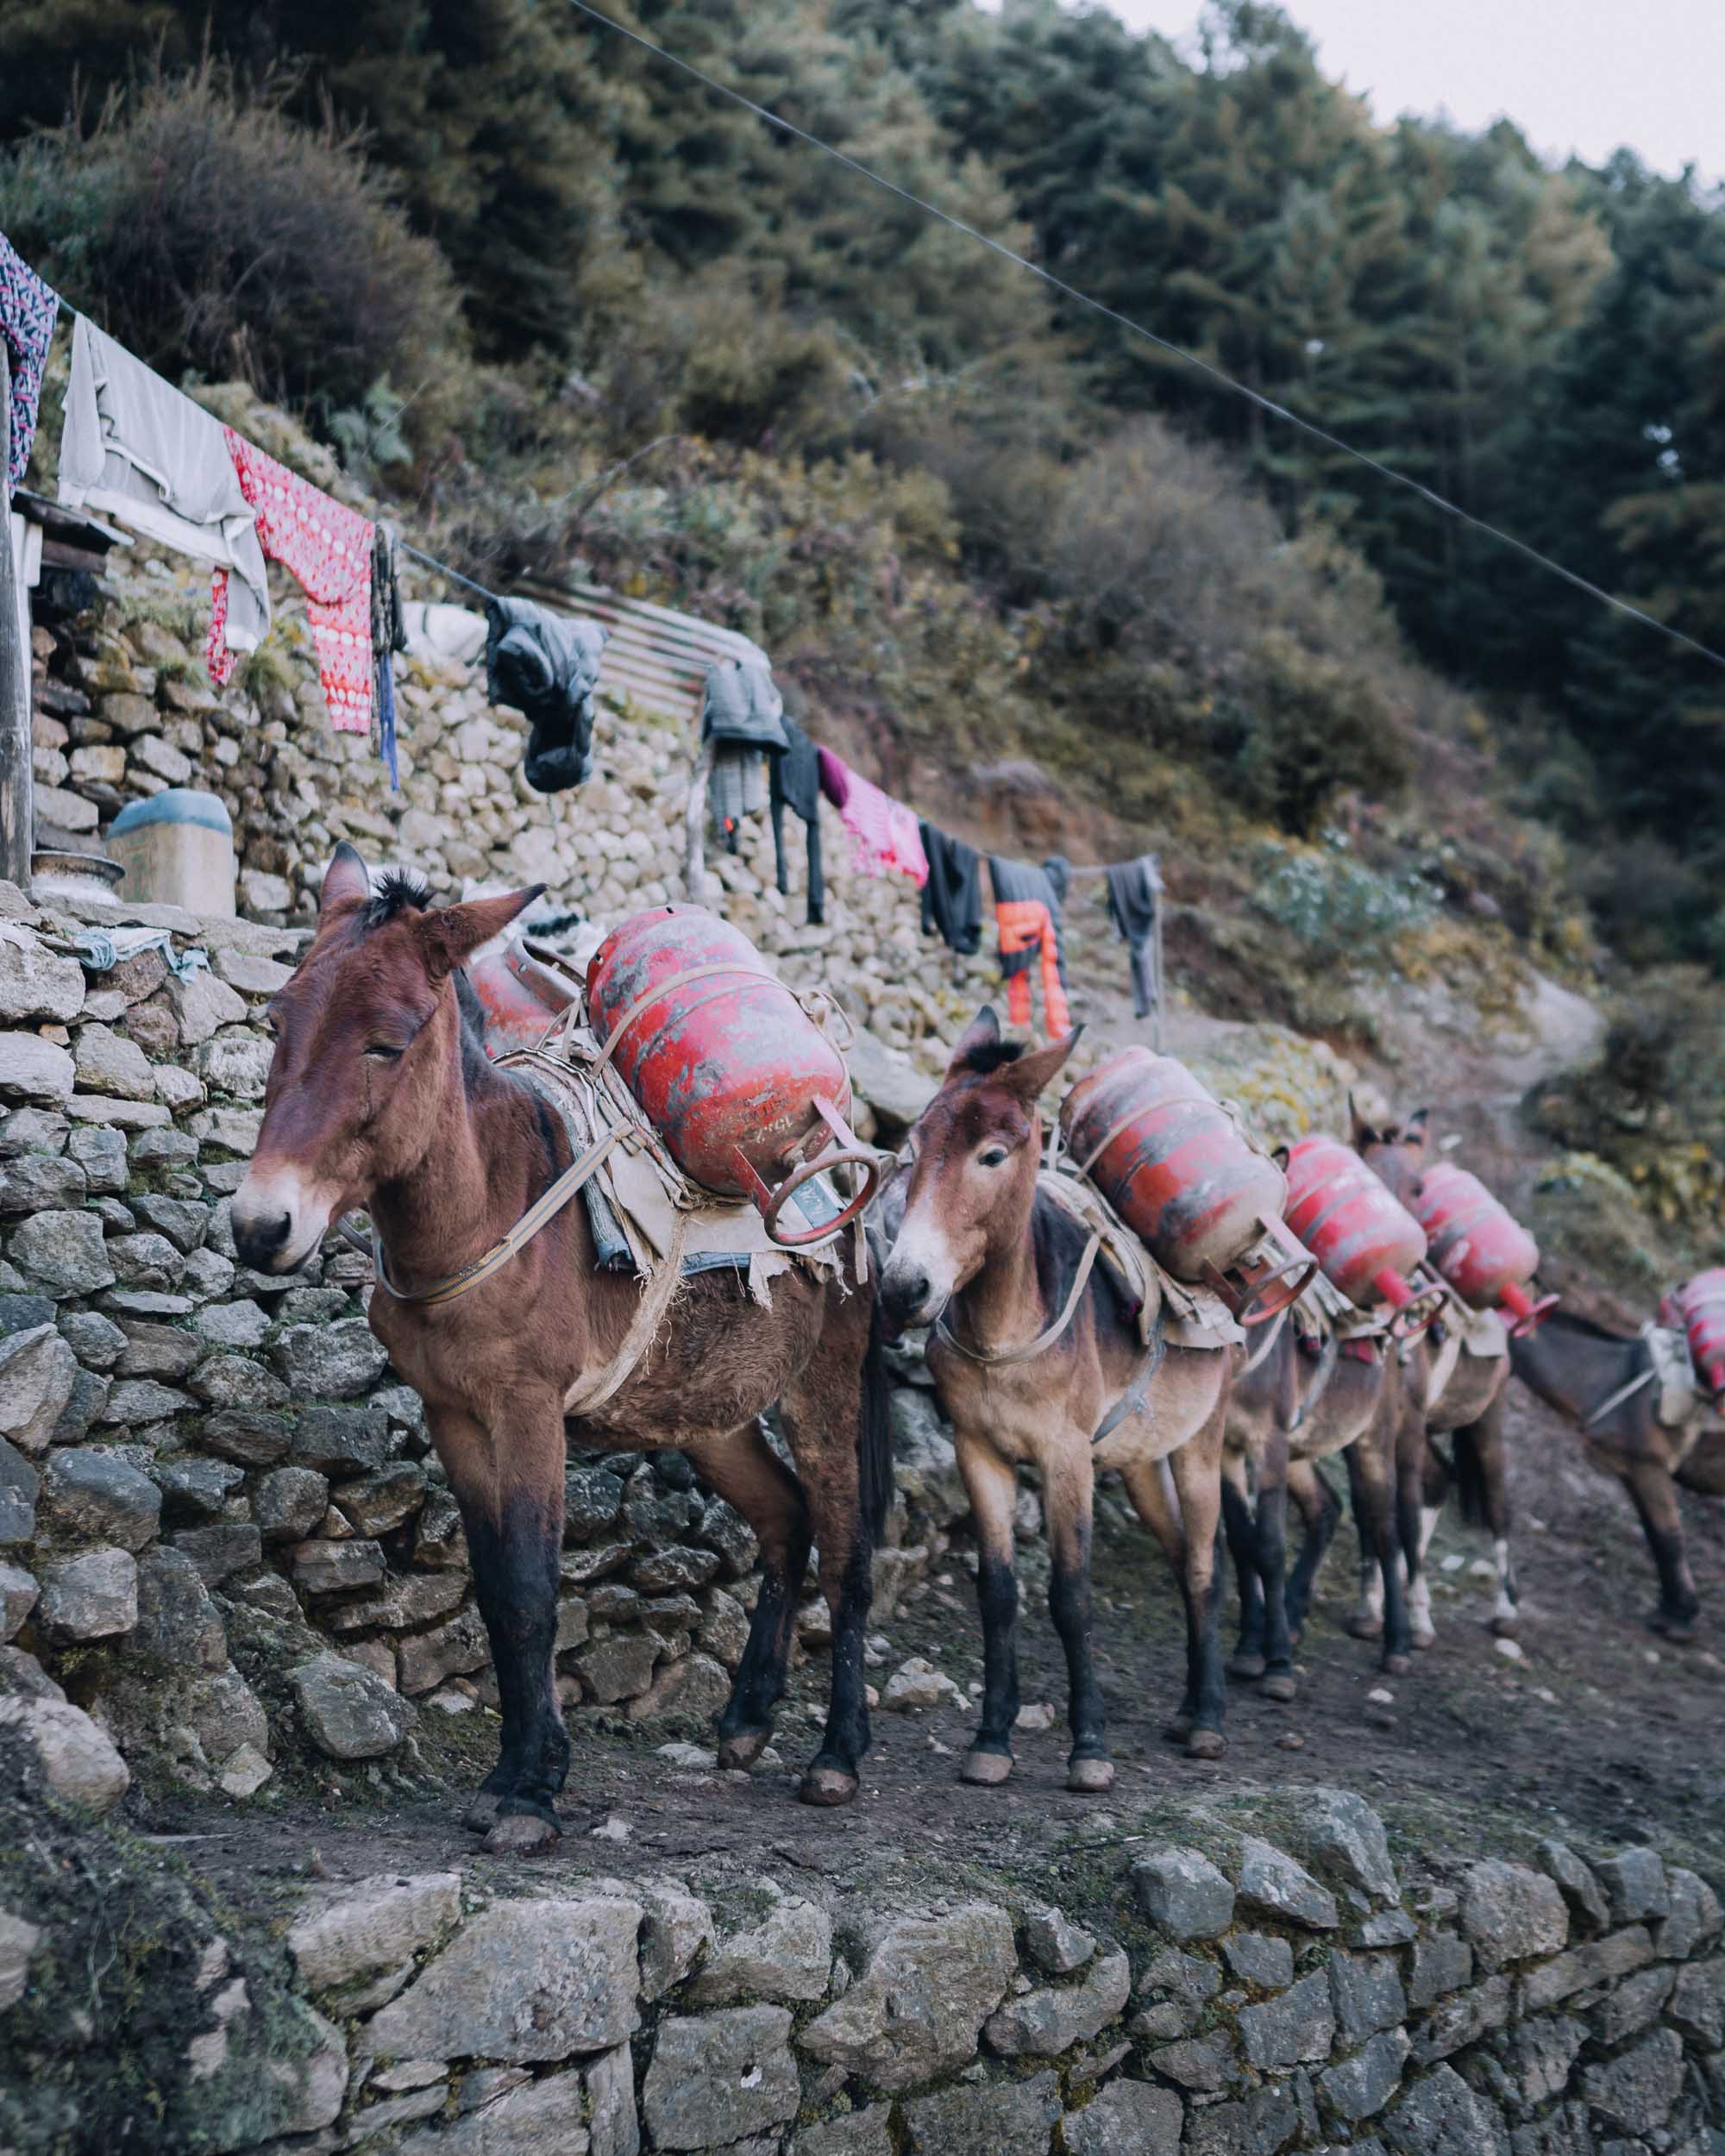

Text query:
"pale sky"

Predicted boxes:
[[1025, 0, 1722, 184]]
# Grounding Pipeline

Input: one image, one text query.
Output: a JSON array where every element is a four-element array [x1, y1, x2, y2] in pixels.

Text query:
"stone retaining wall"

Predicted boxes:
[[3, 1754, 1721, 2156]]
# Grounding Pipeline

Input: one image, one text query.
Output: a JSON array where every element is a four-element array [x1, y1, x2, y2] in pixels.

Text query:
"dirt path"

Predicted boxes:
[[149, 1371, 1725, 1912]]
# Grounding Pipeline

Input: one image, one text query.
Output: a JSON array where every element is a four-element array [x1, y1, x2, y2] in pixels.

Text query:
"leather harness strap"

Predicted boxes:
[[934, 1231, 1102, 1368], [339, 1121, 625, 1307], [1240, 1303, 1289, 1376], [932, 1229, 1174, 1447], [1583, 1358, 1657, 1431]]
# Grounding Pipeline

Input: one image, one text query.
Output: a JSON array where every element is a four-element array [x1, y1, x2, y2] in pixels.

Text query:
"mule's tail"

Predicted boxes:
[[859, 1300, 894, 1545], [1451, 1424, 1491, 1531]]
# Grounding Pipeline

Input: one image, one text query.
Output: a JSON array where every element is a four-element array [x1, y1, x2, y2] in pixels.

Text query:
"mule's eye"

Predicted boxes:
[[365, 1044, 405, 1062], [977, 1145, 1011, 1169]]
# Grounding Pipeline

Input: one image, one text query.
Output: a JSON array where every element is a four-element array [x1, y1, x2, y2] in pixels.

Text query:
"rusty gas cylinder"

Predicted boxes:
[[1408, 1161, 1556, 1336], [1283, 1136, 1440, 1332], [585, 906, 878, 1245], [1060, 1046, 1311, 1323], [465, 940, 584, 1058], [1663, 1269, 1725, 1396]]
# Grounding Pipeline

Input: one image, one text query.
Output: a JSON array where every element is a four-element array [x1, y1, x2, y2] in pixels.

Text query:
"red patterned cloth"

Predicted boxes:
[[207, 429, 373, 731], [816, 747, 928, 886]]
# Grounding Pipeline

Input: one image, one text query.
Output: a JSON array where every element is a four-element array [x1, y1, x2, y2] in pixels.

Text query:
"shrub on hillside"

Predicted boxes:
[[1251, 832, 1439, 959], [0, 60, 463, 423]]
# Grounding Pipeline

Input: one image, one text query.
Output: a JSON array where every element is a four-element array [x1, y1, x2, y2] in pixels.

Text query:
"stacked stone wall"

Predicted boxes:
[[3, 1743, 1722, 2156]]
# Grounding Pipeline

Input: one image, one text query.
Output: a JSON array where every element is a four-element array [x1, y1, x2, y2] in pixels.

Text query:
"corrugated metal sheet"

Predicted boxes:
[[522, 578, 767, 729]]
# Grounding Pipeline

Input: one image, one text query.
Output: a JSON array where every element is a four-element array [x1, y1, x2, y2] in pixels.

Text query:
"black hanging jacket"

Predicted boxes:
[[919, 822, 982, 954], [1105, 855, 1163, 1019], [769, 718, 825, 924], [486, 596, 608, 794]]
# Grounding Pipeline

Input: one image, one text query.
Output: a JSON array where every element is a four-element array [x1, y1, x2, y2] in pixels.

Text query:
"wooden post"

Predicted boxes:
[[1150, 853, 1166, 1052], [0, 346, 31, 890]]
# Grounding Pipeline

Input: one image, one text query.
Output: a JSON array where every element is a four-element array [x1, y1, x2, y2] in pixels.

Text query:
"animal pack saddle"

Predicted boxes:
[[468, 937, 856, 1307]]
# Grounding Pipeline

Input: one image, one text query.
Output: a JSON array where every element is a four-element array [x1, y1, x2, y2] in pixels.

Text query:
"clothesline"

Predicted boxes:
[[5, 226, 1166, 1035]]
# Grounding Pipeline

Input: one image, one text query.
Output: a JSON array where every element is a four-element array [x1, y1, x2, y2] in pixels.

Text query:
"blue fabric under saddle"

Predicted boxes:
[[580, 1168, 845, 1279]]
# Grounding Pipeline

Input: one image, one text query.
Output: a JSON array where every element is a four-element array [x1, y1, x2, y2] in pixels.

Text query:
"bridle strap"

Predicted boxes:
[[1240, 1303, 1289, 1376], [339, 1122, 624, 1307], [1583, 1358, 1657, 1431], [934, 1231, 1102, 1367], [1287, 1319, 1340, 1435], [1091, 1313, 1168, 1445]]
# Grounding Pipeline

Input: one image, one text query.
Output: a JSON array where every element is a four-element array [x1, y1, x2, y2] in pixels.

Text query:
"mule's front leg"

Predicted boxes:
[[1169, 1417, 1230, 1758], [955, 1432, 1022, 1787], [1220, 1467, 1269, 1681], [1625, 1460, 1700, 1640], [1283, 1457, 1341, 1639], [435, 1402, 570, 1854], [1351, 1426, 1414, 1675], [1045, 1450, 1112, 1792], [692, 1421, 812, 1773]]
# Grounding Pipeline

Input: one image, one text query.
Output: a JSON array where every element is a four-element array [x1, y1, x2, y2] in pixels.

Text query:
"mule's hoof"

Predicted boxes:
[[1066, 1756, 1115, 1795], [1346, 1613, 1384, 1641], [485, 1810, 561, 1856], [1260, 1673, 1298, 1703], [717, 1727, 773, 1772], [1227, 1652, 1267, 1681], [1649, 1612, 1697, 1644], [461, 1792, 503, 1833], [1185, 1728, 1227, 1761], [961, 1748, 1013, 1786], [1383, 1652, 1412, 1677], [1411, 1627, 1438, 1651], [800, 1765, 859, 1808], [1163, 1715, 1194, 1746], [1490, 1614, 1520, 1639]]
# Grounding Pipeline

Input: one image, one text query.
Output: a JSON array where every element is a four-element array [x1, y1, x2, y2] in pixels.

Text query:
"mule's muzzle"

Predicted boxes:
[[877, 1263, 939, 1341], [231, 1166, 336, 1275], [233, 1205, 294, 1270]]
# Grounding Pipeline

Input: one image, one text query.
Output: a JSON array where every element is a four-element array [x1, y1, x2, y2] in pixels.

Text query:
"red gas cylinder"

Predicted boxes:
[[586, 906, 879, 1246], [1283, 1136, 1441, 1333], [1664, 1270, 1725, 1396], [1408, 1161, 1556, 1336], [1059, 1047, 1313, 1325], [466, 941, 585, 1057]]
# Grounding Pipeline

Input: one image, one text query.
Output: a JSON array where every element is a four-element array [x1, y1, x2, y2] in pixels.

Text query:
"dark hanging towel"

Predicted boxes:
[[769, 717, 825, 924], [1105, 855, 1163, 1020], [919, 822, 982, 955], [486, 596, 608, 794], [369, 521, 408, 788]]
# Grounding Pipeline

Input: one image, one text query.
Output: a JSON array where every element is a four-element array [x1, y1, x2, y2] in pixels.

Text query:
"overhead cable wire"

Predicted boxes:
[[559, 0, 1725, 676]]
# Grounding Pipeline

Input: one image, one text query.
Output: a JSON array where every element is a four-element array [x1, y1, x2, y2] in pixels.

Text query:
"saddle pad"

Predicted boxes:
[[1458, 1303, 1509, 1360], [514, 1042, 849, 1308], [1646, 1322, 1698, 1430], [1037, 1169, 1242, 1351], [1295, 1260, 1389, 1344]]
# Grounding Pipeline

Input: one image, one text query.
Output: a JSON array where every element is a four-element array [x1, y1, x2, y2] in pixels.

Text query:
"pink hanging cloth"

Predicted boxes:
[[207, 429, 374, 732], [817, 747, 928, 886]]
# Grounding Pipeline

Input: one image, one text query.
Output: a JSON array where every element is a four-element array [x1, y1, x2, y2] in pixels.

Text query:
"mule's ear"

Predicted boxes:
[[947, 1005, 1001, 1076], [417, 885, 547, 981], [1346, 1091, 1378, 1150], [319, 841, 372, 918], [1403, 1107, 1432, 1144], [1002, 1025, 1084, 1102]]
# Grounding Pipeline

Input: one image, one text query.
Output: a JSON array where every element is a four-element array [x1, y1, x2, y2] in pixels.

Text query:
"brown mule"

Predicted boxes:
[[1224, 1306, 1411, 1693], [1350, 1103, 1517, 1647], [232, 846, 891, 1850], [877, 1008, 1233, 1785], [1510, 1308, 1723, 1640]]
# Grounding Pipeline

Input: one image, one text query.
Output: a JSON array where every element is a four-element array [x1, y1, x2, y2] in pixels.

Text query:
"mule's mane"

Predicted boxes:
[[362, 867, 433, 930], [958, 1038, 1027, 1075]]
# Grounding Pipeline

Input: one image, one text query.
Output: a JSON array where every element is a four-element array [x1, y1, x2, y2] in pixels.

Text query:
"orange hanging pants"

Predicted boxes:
[[996, 898, 1071, 1039]]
